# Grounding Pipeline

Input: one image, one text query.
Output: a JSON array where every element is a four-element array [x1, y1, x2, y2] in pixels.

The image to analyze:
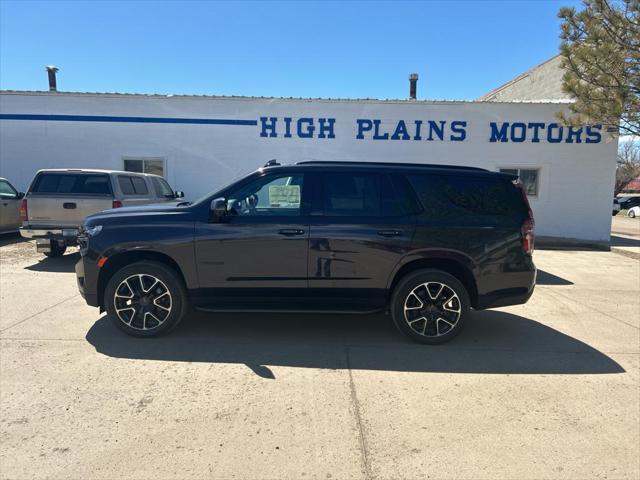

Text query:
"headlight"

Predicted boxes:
[[85, 225, 103, 237]]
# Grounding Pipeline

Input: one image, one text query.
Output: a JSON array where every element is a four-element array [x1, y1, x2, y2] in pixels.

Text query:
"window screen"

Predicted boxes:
[[124, 159, 164, 177], [32, 174, 111, 195]]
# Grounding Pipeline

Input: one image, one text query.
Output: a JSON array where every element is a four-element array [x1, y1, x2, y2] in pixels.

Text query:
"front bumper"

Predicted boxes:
[[75, 254, 100, 307]]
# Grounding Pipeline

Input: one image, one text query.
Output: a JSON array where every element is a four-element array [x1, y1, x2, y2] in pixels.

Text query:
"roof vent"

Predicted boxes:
[[409, 73, 418, 100], [46, 65, 59, 92]]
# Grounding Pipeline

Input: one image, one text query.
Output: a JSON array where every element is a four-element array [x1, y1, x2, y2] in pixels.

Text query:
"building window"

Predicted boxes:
[[499, 168, 539, 197], [123, 158, 165, 177]]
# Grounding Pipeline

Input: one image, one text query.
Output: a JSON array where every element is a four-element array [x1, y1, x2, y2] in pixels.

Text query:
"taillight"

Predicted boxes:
[[112, 200, 122, 209], [19, 199, 28, 222], [521, 218, 535, 255], [513, 180, 535, 255]]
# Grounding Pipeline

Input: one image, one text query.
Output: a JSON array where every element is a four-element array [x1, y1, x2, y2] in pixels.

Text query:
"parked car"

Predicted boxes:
[[627, 206, 640, 218], [613, 198, 621, 216], [76, 161, 536, 344], [0, 177, 24, 233], [617, 196, 640, 210], [20, 169, 183, 256]]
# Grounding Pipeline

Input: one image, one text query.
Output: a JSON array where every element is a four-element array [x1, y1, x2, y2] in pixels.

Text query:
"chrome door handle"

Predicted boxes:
[[377, 230, 402, 237], [278, 229, 305, 236]]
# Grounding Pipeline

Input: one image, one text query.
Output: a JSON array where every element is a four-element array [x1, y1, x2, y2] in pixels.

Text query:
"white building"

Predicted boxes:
[[0, 87, 617, 244]]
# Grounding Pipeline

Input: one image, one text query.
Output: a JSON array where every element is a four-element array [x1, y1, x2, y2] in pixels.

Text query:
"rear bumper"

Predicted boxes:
[[475, 260, 536, 310], [20, 226, 79, 244]]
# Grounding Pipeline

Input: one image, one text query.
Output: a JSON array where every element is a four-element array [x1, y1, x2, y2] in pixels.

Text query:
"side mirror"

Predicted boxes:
[[210, 197, 227, 221], [174, 190, 184, 199], [17, 192, 25, 199]]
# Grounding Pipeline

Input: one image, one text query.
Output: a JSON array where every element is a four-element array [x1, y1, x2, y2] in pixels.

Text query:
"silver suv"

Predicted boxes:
[[20, 169, 184, 256]]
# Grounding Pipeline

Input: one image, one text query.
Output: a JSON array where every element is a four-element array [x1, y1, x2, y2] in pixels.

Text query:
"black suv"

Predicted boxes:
[[76, 161, 536, 344]]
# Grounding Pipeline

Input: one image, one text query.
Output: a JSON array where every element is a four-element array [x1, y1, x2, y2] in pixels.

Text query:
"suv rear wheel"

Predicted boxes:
[[390, 269, 470, 344], [104, 261, 188, 337]]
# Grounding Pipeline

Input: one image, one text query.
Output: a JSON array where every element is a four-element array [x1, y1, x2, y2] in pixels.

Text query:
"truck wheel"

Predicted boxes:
[[104, 261, 188, 337], [44, 241, 67, 257], [390, 269, 470, 345]]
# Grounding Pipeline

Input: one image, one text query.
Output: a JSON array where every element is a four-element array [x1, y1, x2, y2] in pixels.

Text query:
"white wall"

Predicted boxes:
[[0, 92, 617, 242]]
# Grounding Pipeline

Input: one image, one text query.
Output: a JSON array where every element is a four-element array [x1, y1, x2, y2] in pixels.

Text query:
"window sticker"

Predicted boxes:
[[268, 185, 300, 208]]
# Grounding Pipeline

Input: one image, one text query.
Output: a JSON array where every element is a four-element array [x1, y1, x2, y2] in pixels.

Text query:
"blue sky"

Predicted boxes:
[[0, 0, 582, 100]]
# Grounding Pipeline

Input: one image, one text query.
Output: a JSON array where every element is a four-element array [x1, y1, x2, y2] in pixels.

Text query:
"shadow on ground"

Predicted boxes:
[[536, 269, 573, 285], [610, 235, 640, 247], [23, 251, 79, 273], [0, 232, 24, 247], [86, 309, 624, 378]]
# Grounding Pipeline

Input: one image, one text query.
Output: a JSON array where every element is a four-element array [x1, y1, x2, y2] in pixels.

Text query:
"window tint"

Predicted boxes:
[[323, 173, 405, 217], [131, 177, 149, 195], [118, 176, 149, 195], [407, 174, 525, 224], [228, 173, 303, 216], [32, 174, 111, 195], [0, 180, 18, 198], [118, 176, 135, 195], [151, 177, 174, 197]]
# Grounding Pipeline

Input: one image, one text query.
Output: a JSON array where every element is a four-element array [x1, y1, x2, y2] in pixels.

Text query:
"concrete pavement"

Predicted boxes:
[[0, 236, 638, 479]]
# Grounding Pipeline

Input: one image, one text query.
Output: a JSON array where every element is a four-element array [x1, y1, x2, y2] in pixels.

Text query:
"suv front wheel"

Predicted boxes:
[[390, 269, 470, 344], [104, 261, 188, 337]]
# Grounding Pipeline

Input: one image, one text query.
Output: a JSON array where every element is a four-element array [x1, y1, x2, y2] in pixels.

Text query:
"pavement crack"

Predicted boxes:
[[345, 346, 372, 480], [0, 294, 78, 333]]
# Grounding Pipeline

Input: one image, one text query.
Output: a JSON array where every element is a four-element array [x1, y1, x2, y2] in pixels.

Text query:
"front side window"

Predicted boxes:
[[499, 168, 539, 197], [0, 180, 18, 198], [151, 177, 174, 197], [227, 173, 303, 217], [323, 172, 405, 217], [124, 158, 164, 177]]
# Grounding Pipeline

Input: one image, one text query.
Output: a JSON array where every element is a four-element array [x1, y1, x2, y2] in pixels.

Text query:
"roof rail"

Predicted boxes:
[[295, 161, 488, 172]]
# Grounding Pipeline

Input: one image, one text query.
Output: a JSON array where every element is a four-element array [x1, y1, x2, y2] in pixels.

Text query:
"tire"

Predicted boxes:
[[44, 241, 66, 257], [390, 269, 470, 345], [104, 261, 188, 337]]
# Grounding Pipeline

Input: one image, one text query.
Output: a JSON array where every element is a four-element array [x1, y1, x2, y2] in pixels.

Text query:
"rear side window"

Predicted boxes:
[[31, 174, 111, 195], [323, 172, 408, 217], [118, 176, 149, 195], [406, 174, 525, 224]]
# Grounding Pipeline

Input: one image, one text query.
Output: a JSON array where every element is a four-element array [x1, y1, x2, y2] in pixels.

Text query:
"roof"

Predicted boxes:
[[34, 168, 157, 176], [0, 89, 570, 105], [477, 54, 572, 102]]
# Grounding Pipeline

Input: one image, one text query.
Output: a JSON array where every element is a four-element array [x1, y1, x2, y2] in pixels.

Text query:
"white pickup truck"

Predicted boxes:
[[20, 169, 183, 256]]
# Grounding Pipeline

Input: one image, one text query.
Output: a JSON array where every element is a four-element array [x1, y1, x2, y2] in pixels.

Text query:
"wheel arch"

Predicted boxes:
[[388, 254, 479, 309], [97, 250, 187, 309]]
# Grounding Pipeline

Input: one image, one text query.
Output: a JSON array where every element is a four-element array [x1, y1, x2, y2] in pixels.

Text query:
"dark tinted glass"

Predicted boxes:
[[118, 176, 135, 195], [131, 176, 149, 195], [33, 174, 111, 195], [323, 173, 406, 217], [407, 174, 525, 224]]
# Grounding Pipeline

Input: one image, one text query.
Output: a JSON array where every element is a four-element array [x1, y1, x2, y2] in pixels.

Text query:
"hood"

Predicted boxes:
[[84, 201, 190, 225]]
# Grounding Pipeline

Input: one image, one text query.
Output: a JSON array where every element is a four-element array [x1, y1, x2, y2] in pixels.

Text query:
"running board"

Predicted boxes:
[[194, 306, 383, 315]]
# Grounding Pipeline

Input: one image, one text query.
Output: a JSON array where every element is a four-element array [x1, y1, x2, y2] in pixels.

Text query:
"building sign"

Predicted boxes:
[[259, 117, 604, 144]]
